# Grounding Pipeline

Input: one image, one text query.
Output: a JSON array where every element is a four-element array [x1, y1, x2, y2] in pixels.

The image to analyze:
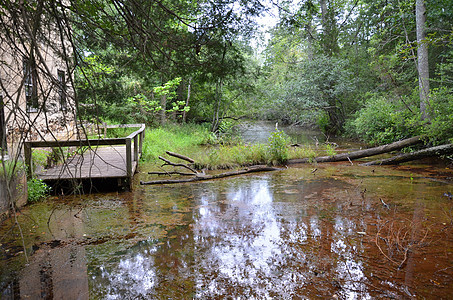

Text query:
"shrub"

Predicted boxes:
[[423, 88, 453, 145], [267, 129, 291, 163], [347, 93, 420, 145], [27, 178, 51, 203]]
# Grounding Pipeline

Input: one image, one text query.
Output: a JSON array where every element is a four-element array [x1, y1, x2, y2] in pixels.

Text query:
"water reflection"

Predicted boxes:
[[193, 179, 287, 298], [1, 164, 453, 298], [92, 247, 157, 299]]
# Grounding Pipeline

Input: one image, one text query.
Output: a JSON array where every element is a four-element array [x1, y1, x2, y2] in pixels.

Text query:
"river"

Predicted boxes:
[[1, 121, 453, 299]]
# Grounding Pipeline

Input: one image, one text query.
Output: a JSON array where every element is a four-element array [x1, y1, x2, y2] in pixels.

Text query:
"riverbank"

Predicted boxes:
[[141, 121, 343, 171]]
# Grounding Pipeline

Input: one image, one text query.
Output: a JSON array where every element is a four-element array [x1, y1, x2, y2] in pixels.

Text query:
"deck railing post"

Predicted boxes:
[[126, 138, 132, 178], [139, 130, 144, 156], [24, 142, 32, 178], [133, 135, 138, 162]]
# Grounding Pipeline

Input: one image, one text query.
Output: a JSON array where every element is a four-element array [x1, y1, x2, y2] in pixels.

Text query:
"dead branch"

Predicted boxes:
[[141, 165, 281, 185], [158, 156, 198, 174], [288, 136, 423, 164], [148, 171, 195, 176], [361, 143, 453, 166], [165, 151, 195, 163]]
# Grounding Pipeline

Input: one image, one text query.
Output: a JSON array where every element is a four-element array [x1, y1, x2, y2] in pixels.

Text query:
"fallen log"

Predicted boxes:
[[361, 143, 453, 166], [165, 151, 195, 163], [148, 171, 196, 176], [141, 165, 281, 185], [287, 136, 423, 164]]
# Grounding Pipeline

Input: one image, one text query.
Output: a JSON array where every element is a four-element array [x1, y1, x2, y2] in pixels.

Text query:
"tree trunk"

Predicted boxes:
[[416, 0, 429, 120], [160, 94, 167, 124], [361, 143, 453, 166], [182, 77, 191, 123], [211, 78, 222, 132], [288, 136, 423, 164]]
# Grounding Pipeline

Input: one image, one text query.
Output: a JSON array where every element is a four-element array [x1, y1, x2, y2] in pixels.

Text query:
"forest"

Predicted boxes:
[[69, 0, 453, 147], [2, 1, 453, 298], [1, 0, 453, 194]]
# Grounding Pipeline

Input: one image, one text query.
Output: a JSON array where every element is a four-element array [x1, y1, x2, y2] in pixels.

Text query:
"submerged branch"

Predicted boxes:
[[141, 165, 282, 185]]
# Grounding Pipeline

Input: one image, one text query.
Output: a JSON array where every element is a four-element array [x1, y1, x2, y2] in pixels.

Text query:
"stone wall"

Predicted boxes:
[[0, 170, 27, 223]]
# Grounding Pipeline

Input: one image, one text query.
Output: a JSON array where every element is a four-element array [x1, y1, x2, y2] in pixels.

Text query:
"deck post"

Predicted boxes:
[[24, 142, 32, 178], [126, 138, 132, 179], [139, 130, 144, 156], [133, 135, 138, 162]]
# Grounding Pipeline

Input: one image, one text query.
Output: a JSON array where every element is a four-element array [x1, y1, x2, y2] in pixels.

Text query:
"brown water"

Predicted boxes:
[[1, 125, 453, 299]]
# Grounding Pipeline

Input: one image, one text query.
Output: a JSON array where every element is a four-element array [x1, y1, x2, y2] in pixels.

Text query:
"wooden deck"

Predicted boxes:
[[36, 146, 138, 180], [24, 124, 145, 190]]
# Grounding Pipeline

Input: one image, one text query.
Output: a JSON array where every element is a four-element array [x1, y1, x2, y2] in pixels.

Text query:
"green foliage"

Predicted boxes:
[[77, 55, 114, 89], [422, 88, 453, 145], [267, 130, 291, 163], [347, 88, 453, 146], [316, 111, 330, 133], [153, 77, 182, 100], [214, 120, 241, 145], [141, 123, 213, 162], [199, 143, 269, 169], [31, 149, 51, 172], [27, 178, 51, 203], [325, 144, 337, 156], [0, 160, 24, 178], [347, 93, 420, 145], [289, 146, 317, 162], [261, 51, 356, 130]]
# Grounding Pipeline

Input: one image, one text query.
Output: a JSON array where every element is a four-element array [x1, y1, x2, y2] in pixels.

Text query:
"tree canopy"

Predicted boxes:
[[1, 0, 452, 143]]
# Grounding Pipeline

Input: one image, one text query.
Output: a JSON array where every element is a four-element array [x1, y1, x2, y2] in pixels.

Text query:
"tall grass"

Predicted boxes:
[[141, 123, 213, 162], [141, 124, 326, 170]]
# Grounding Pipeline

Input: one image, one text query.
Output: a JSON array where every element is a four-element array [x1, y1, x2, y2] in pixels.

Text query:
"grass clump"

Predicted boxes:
[[142, 124, 328, 170], [288, 146, 317, 161], [141, 123, 214, 163], [197, 143, 269, 169]]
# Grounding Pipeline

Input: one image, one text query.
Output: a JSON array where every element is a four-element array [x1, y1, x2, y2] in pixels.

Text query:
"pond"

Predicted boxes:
[[1, 122, 453, 299]]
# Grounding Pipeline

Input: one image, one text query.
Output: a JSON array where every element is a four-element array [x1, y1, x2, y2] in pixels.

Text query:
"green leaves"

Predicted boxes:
[[268, 129, 291, 163], [153, 77, 182, 101]]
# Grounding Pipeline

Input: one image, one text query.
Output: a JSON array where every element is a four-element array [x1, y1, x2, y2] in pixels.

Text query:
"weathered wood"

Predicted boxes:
[[37, 146, 138, 180], [288, 136, 423, 164], [361, 143, 453, 166], [24, 143, 32, 178], [106, 123, 145, 129], [141, 165, 281, 185], [139, 130, 144, 154], [165, 151, 195, 163], [148, 171, 195, 176], [159, 156, 198, 174], [126, 139, 132, 178], [30, 124, 146, 188], [26, 138, 127, 148], [133, 135, 139, 162]]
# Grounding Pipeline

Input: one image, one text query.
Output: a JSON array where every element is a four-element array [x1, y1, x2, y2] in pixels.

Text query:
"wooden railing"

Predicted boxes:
[[24, 123, 146, 181]]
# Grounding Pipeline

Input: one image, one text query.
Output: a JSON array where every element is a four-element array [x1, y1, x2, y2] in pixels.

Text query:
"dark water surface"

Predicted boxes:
[[1, 124, 453, 299]]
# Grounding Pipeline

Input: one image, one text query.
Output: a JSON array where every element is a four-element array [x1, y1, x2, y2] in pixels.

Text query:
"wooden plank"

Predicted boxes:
[[105, 123, 145, 129], [28, 123, 145, 187], [36, 146, 137, 180], [26, 138, 126, 148]]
